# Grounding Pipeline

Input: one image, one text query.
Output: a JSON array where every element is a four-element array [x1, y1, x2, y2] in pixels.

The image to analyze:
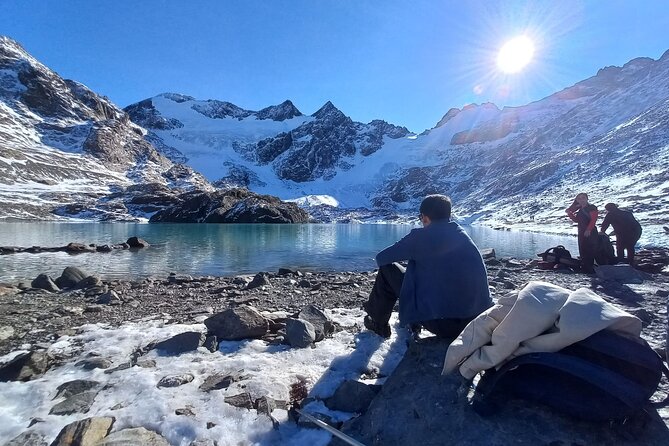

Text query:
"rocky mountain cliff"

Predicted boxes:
[[0, 37, 303, 222]]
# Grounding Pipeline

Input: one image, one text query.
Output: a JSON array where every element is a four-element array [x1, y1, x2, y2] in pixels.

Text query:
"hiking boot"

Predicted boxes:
[[364, 315, 391, 338]]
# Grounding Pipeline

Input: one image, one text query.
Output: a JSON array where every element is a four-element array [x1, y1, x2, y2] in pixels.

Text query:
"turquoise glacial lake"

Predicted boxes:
[[0, 223, 579, 282]]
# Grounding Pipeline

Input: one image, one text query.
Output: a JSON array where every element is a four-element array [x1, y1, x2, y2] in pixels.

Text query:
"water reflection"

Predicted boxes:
[[0, 223, 578, 282]]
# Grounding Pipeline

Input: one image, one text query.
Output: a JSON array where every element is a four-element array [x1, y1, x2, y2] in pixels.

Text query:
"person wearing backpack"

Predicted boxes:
[[566, 193, 599, 273], [600, 203, 642, 264]]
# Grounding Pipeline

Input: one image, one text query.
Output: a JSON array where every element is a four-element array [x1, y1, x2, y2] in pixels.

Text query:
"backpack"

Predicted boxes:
[[595, 233, 617, 266], [471, 330, 669, 422], [537, 246, 581, 270]]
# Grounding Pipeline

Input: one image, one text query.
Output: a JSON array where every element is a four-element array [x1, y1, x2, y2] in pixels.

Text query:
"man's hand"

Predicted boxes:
[[584, 229, 591, 237]]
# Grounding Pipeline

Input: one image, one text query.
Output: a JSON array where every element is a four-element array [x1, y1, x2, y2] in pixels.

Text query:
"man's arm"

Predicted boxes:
[[375, 230, 416, 266], [600, 214, 611, 233], [584, 209, 598, 236]]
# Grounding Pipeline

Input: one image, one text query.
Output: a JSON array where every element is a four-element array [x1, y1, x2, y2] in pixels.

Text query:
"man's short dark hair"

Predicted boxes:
[[605, 203, 618, 212], [419, 195, 452, 221]]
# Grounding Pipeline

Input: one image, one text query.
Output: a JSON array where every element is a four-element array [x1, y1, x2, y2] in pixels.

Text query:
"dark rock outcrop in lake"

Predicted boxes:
[[149, 188, 309, 223]]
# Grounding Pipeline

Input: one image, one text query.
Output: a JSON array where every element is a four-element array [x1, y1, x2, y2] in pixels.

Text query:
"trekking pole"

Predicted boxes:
[[295, 409, 366, 446]]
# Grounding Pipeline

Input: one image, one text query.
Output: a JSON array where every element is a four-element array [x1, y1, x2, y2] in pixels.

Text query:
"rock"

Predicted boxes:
[[255, 396, 277, 416], [96, 244, 113, 252], [126, 237, 150, 248], [94, 427, 170, 446], [246, 272, 271, 289], [204, 305, 269, 340], [297, 279, 312, 288], [97, 290, 121, 305], [157, 373, 194, 387], [175, 407, 196, 416], [224, 392, 254, 409], [30, 274, 60, 292], [153, 331, 205, 355], [337, 337, 669, 446], [297, 305, 334, 341], [54, 380, 100, 399], [480, 248, 496, 259], [199, 372, 248, 392], [74, 275, 103, 290], [83, 304, 105, 313], [0, 351, 50, 382], [655, 289, 669, 297], [189, 440, 216, 446], [325, 379, 380, 413], [50, 416, 114, 446], [595, 265, 645, 284], [49, 390, 98, 415], [4, 431, 47, 446], [136, 359, 156, 368], [167, 274, 193, 284], [278, 267, 300, 276], [75, 358, 112, 370], [285, 318, 316, 348], [55, 267, 90, 289], [64, 243, 96, 253], [203, 335, 219, 353], [0, 325, 15, 341]]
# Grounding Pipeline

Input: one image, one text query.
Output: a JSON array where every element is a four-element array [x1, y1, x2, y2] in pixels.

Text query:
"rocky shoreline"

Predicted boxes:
[[2, 250, 669, 445], [2, 251, 668, 358]]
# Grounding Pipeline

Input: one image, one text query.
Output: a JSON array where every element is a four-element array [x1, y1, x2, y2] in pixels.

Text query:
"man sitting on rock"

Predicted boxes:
[[363, 194, 492, 339]]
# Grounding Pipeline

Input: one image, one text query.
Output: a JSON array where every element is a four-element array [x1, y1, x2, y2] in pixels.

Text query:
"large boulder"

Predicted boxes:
[[204, 305, 269, 340], [4, 431, 47, 446], [335, 338, 669, 446], [49, 391, 98, 415], [0, 351, 50, 382], [50, 416, 114, 446], [126, 237, 150, 248], [285, 318, 316, 348], [325, 380, 380, 413], [55, 266, 91, 289], [153, 332, 206, 355], [93, 427, 170, 446], [297, 305, 335, 341], [595, 264, 645, 284], [30, 274, 60, 292]]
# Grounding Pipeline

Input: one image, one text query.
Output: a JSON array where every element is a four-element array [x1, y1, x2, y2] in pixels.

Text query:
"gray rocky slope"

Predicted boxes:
[[0, 36, 304, 222]]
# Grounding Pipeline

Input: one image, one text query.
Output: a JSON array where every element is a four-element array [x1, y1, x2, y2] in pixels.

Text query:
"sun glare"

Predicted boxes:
[[497, 36, 535, 73]]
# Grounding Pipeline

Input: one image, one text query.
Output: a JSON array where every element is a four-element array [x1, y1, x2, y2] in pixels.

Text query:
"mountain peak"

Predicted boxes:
[[312, 101, 344, 119], [256, 99, 303, 121]]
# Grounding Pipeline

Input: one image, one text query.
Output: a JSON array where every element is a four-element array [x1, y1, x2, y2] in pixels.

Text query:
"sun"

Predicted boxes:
[[497, 36, 535, 73]]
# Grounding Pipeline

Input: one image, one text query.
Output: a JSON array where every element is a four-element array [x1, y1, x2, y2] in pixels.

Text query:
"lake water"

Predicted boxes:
[[0, 223, 579, 282]]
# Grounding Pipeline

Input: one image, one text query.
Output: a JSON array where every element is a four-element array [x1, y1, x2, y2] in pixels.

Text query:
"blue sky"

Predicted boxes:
[[1, 0, 668, 132]]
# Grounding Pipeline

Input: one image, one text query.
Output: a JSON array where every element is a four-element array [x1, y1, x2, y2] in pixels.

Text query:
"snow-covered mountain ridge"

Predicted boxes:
[[1, 34, 668, 245], [127, 50, 669, 244], [0, 36, 216, 220]]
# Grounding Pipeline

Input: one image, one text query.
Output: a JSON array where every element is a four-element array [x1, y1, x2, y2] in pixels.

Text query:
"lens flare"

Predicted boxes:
[[497, 36, 535, 73]]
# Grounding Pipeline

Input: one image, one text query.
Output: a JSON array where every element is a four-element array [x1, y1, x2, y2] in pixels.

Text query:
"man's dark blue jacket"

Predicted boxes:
[[375, 220, 491, 326]]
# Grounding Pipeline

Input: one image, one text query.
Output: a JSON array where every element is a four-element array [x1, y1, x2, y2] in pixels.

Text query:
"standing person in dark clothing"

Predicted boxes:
[[363, 194, 492, 340], [601, 203, 642, 264], [566, 193, 599, 273]]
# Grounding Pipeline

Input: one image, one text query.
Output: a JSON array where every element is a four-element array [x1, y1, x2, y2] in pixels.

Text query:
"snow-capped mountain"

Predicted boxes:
[[0, 36, 215, 220], [2, 33, 668, 242], [127, 50, 669, 242]]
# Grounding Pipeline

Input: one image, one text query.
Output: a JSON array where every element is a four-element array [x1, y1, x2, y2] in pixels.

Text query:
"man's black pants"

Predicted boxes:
[[363, 263, 473, 340]]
